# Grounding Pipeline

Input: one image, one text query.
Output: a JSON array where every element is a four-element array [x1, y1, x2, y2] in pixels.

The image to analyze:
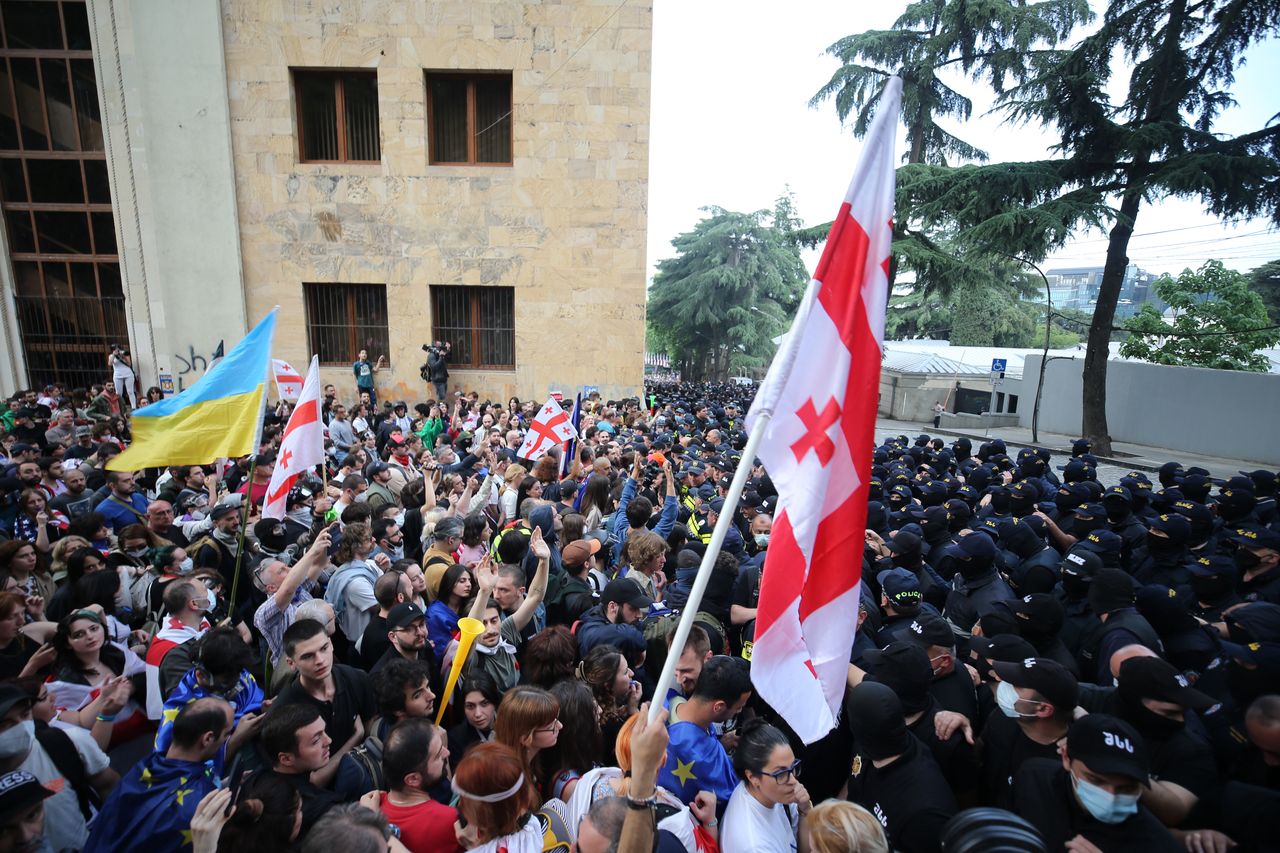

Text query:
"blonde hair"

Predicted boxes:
[[805, 801, 889, 853], [503, 464, 528, 486]]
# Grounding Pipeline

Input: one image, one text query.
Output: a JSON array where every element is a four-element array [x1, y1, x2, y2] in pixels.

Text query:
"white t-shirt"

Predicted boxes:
[[110, 354, 134, 381], [21, 725, 110, 851], [721, 781, 798, 853]]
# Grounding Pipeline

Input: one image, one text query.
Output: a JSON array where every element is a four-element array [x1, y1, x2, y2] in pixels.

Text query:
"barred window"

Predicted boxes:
[[294, 69, 380, 163], [303, 283, 389, 365], [426, 72, 512, 165], [430, 285, 514, 369]]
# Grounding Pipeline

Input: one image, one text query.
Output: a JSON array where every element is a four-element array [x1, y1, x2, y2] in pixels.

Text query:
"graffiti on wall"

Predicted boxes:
[[173, 340, 225, 392]]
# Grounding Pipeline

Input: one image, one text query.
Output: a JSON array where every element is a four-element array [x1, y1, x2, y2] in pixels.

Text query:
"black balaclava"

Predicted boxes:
[[846, 681, 912, 761]]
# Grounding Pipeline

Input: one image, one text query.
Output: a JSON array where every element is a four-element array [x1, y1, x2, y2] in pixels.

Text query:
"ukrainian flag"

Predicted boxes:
[[108, 310, 277, 470]]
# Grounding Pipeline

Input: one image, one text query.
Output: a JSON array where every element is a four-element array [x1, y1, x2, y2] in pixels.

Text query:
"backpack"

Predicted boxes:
[[335, 734, 385, 800], [35, 723, 100, 821]]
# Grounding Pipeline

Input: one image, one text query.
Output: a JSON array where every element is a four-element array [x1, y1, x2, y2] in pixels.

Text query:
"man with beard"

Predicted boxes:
[[378, 718, 459, 850], [942, 532, 1015, 635]]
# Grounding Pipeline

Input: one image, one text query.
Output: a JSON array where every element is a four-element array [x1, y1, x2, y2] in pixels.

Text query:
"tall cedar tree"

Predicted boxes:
[[902, 0, 1280, 452]]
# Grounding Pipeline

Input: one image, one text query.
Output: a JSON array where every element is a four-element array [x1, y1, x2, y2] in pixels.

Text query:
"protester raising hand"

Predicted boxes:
[[189, 787, 234, 853]]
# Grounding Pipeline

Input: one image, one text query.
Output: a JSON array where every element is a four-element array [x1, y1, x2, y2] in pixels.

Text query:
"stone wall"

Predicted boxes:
[[222, 0, 652, 405]]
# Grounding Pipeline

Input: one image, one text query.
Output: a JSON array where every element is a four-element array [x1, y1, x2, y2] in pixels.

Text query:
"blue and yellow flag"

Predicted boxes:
[[83, 753, 219, 852], [109, 310, 277, 469]]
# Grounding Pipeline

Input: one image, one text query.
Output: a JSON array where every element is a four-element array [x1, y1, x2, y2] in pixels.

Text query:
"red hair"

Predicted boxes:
[[454, 742, 539, 839]]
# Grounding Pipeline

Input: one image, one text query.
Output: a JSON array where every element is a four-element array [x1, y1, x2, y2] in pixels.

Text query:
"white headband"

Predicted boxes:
[[452, 773, 525, 803]]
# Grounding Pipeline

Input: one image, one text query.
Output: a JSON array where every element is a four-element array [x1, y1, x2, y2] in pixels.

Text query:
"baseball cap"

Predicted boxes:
[[1230, 526, 1280, 552], [708, 497, 725, 514], [969, 633, 1037, 663], [1116, 655, 1216, 711], [74, 425, 93, 438], [1187, 555, 1236, 578], [208, 502, 240, 521], [0, 770, 53, 822], [561, 538, 602, 570], [1148, 513, 1192, 544], [366, 461, 391, 476], [944, 532, 996, 560], [1060, 549, 1102, 579], [253, 519, 288, 553], [1067, 714, 1150, 782], [993, 657, 1079, 712], [875, 568, 922, 609], [602, 579, 654, 611], [886, 531, 922, 555], [1008, 593, 1065, 635], [387, 602, 425, 631], [1221, 602, 1280, 664], [905, 611, 955, 648], [1072, 503, 1106, 520], [1075, 530, 1123, 558]]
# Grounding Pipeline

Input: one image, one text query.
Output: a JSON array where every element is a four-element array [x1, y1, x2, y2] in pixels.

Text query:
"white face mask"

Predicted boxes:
[[177, 557, 194, 575], [0, 720, 35, 759], [205, 589, 218, 612]]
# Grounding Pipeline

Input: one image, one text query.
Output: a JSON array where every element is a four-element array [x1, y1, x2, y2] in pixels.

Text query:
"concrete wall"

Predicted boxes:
[[1021, 355, 1280, 465], [879, 372, 1018, 421], [88, 0, 248, 394], [222, 0, 652, 404]]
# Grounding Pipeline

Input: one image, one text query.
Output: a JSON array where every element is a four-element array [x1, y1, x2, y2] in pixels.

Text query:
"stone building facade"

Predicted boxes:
[[0, 0, 651, 404]]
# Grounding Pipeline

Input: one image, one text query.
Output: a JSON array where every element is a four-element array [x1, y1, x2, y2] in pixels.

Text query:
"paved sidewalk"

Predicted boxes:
[[875, 416, 1273, 482]]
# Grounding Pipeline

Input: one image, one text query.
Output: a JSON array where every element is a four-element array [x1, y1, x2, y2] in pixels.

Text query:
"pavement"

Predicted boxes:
[[874, 416, 1271, 486]]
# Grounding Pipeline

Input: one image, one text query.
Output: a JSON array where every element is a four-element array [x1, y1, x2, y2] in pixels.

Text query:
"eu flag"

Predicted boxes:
[[658, 705, 737, 806], [155, 668, 264, 774], [83, 753, 220, 852]]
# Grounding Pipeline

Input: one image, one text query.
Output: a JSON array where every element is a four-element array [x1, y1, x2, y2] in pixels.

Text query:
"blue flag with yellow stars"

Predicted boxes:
[[155, 667, 263, 773], [83, 753, 219, 853], [657, 706, 737, 806]]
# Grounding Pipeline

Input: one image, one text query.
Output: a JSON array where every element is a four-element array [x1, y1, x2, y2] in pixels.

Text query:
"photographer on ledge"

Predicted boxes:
[[108, 344, 137, 410], [421, 340, 451, 401]]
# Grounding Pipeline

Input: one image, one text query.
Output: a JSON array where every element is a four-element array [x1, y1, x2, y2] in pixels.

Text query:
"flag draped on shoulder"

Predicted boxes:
[[516, 395, 576, 462], [745, 77, 901, 744], [272, 358, 303, 401], [108, 310, 277, 470], [262, 355, 325, 520], [559, 391, 583, 476]]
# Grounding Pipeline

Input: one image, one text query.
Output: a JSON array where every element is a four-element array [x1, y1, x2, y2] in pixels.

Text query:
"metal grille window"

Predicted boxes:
[[426, 72, 512, 165], [294, 69, 380, 163], [430, 285, 514, 369], [0, 0, 123, 390], [303, 283, 390, 365]]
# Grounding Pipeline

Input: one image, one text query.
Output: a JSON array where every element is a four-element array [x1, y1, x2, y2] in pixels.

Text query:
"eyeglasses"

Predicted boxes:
[[536, 720, 562, 734], [760, 759, 802, 784]]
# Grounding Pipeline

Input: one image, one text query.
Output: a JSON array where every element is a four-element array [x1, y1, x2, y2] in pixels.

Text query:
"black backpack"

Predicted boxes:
[[35, 722, 100, 820]]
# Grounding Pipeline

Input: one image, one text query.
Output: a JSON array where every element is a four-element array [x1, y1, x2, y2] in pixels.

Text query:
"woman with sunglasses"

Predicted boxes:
[[722, 719, 813, 853]]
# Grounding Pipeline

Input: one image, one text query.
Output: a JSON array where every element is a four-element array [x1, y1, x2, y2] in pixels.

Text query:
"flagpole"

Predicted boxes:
[[647, 409, 775, 722]]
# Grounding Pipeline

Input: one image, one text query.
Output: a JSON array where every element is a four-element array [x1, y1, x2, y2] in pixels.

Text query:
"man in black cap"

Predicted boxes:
[[1103, 655, 1220, 827], [1003, 593, 1080, 677], [905, 611, 978, 722], [1187, 555, 1242, 622], [874, 568, 925, 646], [861, 642, 979, 799], [1084, 567, 1164, 684], [981, 657, 1079, 809], [0, 769, 54, 853], [363, 460, 397, 510], [371, 602, 439, 695], [942, 532, 1016, 634], [1231, 525, 1280, 604], [842, 681, 957, 853], [997, 518, 1060, 589], [576, 578, 652, 657], [1056, 550, 1104, 669], [1012, 713, 1180, 851], [1133, 514, 1193, 588]]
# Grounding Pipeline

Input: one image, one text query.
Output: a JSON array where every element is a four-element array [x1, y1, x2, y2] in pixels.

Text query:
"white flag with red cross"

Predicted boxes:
[[272, 359, 304, 402], [262, 356, 324, 520], [745, 77, 901, 744], [516, 396, 576, 462]]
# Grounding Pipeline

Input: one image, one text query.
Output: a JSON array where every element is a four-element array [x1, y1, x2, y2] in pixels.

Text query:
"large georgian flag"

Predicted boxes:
[[745, 77, 901, 743], [516, 396, 576, 462], [262, 356, 325, 520]]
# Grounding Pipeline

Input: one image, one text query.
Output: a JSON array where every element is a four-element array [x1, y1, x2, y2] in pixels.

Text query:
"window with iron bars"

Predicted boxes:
[[429, 285, 514, 369]]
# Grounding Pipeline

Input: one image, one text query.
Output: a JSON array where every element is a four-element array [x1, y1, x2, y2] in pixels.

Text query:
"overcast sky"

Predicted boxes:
[[645, 1, 1280, 282]]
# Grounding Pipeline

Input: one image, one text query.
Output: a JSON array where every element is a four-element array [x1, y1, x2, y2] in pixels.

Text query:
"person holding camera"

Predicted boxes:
[[421, 340, 451, 401], [108, 345, 137, 411]]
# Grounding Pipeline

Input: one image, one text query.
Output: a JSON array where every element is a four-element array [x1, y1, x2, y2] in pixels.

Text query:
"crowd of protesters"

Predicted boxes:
[[0, 363, 1276, 853]]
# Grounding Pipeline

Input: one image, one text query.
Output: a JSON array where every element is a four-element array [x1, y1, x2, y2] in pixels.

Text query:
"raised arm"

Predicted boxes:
[[510, 528, 550, 631], [273, 528, 332, 610], [466, 554, 497, 622]]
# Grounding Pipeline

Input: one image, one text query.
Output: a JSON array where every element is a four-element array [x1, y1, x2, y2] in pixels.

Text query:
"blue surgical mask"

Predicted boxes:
[[205, 589, 218, 612], [177, 557, 194, 575], [1072, 773, 1140, 824], [754, 533, 770, 548], [996, 680, 1036, 719]]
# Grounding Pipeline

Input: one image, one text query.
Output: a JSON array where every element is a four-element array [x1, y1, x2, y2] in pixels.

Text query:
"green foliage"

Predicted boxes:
[[1119, 260, 1280, 371], [1247, 259, 1280, 324], [811, 0, 1092, 165], [646, 194, 809, 381]]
